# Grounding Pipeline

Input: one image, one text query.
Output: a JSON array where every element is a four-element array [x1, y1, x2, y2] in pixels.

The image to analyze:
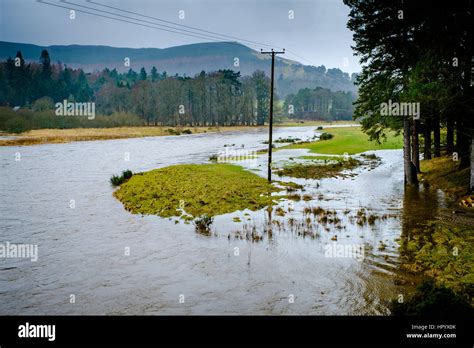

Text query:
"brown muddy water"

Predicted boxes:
[[0, 126, 440, 314]]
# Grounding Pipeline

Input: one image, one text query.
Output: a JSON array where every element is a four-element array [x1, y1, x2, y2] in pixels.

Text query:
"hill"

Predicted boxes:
[[0, 40, 357, 97]]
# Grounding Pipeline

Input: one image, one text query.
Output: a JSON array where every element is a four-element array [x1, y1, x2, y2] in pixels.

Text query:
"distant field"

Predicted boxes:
[[0, 117, 359, 146], [285, 126, 403, 154], [0, 126, 254, 146]]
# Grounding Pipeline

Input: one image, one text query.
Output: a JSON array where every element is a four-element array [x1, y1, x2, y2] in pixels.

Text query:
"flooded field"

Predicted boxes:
[[0, 126, 436, 314]]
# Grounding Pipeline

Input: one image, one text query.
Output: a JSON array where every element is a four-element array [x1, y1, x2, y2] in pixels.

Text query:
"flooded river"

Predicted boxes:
[[0, 126, 430, 314]]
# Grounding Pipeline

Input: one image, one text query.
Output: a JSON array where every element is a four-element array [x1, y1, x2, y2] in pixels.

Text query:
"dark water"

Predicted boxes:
[[0, 126, 424, 314]]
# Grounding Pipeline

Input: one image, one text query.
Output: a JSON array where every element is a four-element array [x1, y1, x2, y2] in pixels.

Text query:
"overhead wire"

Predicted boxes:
[[38, 0, 318, 67], [86, 0, 284, 51]]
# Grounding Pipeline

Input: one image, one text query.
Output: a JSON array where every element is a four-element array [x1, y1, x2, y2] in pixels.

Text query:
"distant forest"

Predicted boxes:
[[0, 49, 355, 132], [284, 87, 355, 121]]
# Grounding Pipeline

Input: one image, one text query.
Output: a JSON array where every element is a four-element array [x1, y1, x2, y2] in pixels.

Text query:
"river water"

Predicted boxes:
[[0, 126, 420, 314]]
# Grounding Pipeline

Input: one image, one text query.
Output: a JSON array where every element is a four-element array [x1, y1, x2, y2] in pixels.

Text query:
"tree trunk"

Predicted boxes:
[[433, 113, 441, 157], [446, 116, 454, 154], [424, 118, 432, 160], [456, 120, 471, 169], [404, 118, 417, 185], [412, 120, 420, 173], [471, 138, 474, 193]]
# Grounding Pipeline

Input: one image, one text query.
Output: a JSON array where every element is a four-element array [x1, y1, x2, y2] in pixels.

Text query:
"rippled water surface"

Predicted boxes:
[[0, 126, 418, 314]]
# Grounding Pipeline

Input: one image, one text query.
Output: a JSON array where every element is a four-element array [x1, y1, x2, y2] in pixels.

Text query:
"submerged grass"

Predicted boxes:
[[299, 155, 347, 161], [114, 164, 282, 218], [193, 215, 214, 235], [284, 127, 403, 155], [276, 157, 360, 179], [399, 221, 474, 297]]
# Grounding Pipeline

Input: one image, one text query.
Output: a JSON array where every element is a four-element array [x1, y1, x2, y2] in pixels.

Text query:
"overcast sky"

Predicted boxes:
[[0, 0, 361, 73]]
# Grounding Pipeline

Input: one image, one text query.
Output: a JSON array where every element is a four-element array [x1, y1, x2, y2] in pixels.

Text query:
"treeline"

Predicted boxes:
[[98, 69, 273, 126], [284, 87, 356, 121], [345, 0, 473, 186], [0, 49, 278, 129], [0, 50, 93, 106]]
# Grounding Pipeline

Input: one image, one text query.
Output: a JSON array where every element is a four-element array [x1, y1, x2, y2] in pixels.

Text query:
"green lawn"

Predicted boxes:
[[285, 126, 403, 155]]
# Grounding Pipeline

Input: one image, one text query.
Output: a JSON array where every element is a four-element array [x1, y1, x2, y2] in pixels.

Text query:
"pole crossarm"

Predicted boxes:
[[260, 50, 286, 54]]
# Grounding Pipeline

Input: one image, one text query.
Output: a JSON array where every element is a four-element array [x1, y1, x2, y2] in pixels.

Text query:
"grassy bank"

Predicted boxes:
[[397, 154, 474, 306], [114, 164, 284, 218], [420, 156, 471, 200], [284, 126, 403, 154]]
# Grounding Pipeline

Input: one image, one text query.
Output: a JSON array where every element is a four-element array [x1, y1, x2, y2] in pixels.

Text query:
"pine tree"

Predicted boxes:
[[139, 67, 147, 81], [150, 66, 159, 82]]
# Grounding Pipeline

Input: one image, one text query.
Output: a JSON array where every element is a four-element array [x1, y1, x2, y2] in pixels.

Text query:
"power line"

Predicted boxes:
[[86, 0, 284, 51], [60, 0, 255, 46], [85, 0, 315, 64], [37, 0, 251, 46], [285, 48, 316, 66], [38, 0, 319, 68]]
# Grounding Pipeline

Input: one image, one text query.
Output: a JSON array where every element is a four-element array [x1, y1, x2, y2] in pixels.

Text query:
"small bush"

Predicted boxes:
[[209, 154, 218, 161], [110, 170, 133, 186], [122, 170, 133, 180], [182, 129, 192, 134], [316, 126, 323, 130], [319, 132, 334, 140], [166, 128, 181, 135]]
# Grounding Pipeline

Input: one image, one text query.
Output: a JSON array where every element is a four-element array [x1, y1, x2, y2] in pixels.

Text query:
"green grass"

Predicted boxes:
[[113, 164, 283, 218], [284, 127, 403, 155], [420, 156, 470, 199]]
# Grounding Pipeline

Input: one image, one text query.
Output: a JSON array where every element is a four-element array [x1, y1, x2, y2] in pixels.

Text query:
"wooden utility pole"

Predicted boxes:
[[261, 48, 285, 182]]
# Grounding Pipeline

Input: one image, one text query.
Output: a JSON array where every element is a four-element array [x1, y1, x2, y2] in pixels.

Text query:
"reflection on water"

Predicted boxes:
[[399, 184, 446, 254], [397, 184, 447, 278], [0, 126, 419, 315], [402, 184, 445, 232]]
